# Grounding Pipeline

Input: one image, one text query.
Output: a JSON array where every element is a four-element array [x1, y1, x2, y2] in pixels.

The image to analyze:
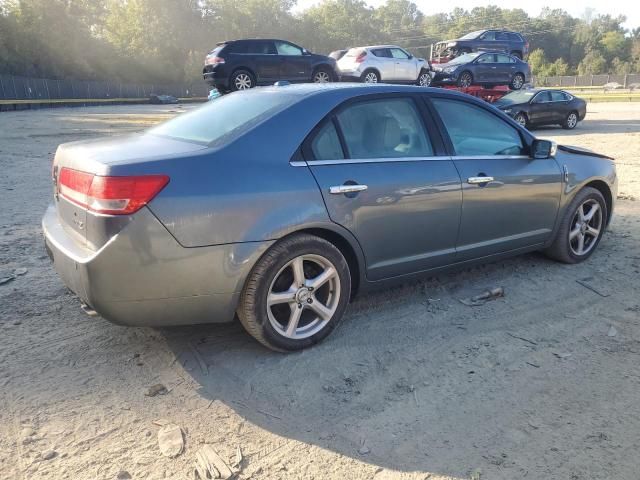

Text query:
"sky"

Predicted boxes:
[[294, 0, 640, 30]]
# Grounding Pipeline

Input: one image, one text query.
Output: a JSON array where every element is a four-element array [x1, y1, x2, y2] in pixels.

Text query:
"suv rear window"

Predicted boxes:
[[149, 91, 296, 145]]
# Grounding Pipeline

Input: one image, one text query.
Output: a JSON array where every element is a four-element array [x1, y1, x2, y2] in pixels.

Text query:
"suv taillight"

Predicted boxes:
[[58, 168, 169, 215], [205, 56, 225, 65], [355, 51, 367, 63]]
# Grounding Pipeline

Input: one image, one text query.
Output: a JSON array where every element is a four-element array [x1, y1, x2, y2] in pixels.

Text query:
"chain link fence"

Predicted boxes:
[[0, 74, 209, 101], [535, 74, 640, 88]]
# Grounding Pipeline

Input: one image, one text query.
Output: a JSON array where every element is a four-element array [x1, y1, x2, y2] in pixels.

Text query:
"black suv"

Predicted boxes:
[[203, 39, 339, 93], [434, 30, 529, 61]]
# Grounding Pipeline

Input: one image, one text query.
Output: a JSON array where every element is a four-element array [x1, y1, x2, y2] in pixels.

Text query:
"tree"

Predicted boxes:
[[578, 50, 607, 75]]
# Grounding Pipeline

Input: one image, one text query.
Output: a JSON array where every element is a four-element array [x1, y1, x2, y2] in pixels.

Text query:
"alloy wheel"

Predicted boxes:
[[364, 72, 378, 83], [419, 72, 432, 87], [512, 74, 524, 89], [314, 71, 331, 83], [515, 113, 527, 127], [569, 199, 603, 256], [460, 73, 472, 87], [234, 73, 252, 90], [266, 254, 341, 340], [567, 113, 578, 129]]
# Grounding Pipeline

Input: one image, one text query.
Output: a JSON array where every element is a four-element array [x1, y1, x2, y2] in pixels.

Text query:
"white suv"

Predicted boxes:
[[337, 45, 433, 86]]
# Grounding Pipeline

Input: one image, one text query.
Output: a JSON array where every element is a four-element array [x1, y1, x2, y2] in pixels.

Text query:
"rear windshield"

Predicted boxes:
[[149, 91, 297, 146]]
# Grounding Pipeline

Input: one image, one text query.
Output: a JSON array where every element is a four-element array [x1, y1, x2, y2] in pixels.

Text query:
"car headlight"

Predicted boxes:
[[443, 66, 457, 74]]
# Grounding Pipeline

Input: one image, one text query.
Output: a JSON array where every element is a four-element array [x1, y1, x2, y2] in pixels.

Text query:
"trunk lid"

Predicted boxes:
[[52, 134, 206, 250]]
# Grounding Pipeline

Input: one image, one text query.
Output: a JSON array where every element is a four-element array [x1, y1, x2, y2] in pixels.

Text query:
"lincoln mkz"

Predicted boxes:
[[43, 84, 617, 351]]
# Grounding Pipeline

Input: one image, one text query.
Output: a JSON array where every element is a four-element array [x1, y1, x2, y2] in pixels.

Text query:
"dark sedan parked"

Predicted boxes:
[[432, 52, 531, 90], [494, 89, 587, 129], [43, 84, 616, 352], [203, 38, 338, 92]]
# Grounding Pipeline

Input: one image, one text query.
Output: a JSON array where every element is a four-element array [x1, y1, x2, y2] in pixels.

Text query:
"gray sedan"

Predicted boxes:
[[43, 84, 617, 351]]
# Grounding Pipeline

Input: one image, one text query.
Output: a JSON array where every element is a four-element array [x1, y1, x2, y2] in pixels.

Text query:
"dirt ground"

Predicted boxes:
[[1, 102, 639, 480]]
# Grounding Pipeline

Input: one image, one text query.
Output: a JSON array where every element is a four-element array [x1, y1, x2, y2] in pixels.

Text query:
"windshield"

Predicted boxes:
[[460, 30, 483, 40], [447, 52, 481, 65], [495, 90, 537, 105], [149, 90, 297, 146]]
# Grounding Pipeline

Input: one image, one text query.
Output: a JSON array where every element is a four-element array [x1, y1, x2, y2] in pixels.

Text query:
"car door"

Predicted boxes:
[[473, 53, 496, 83], [275, 40, 310, 82], [428, 96, 562, 260], [528, 91, 554, 125], [496, 54, 516, 84], [389, 47, 418, 82], [550, 91, 571, 123], [305, 95, 462, 281], [370, 48, 395, 80], [493, 31, 510, 53], [246, 40, 280, 83], [476, 30, 496, 51]]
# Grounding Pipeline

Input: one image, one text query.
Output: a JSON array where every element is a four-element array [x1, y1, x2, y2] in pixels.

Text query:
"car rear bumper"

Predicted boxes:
[[42, 204, 272, 327], [202, 65, 229, 89]]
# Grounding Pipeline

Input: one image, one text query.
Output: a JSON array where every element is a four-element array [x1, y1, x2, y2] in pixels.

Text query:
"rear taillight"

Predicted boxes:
[[58, 168, 169, 215], [205, 56, 225, 65], [355, 51, 367, 63]]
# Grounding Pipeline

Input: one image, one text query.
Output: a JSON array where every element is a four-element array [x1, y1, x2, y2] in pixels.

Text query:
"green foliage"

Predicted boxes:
[[0, 0, 638, 83]]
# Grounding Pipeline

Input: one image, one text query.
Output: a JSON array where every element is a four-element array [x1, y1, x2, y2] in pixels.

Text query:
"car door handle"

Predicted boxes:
[[329, 184, 368, 194], [491, 66, 497, 69], [467, 176, 494, 184]]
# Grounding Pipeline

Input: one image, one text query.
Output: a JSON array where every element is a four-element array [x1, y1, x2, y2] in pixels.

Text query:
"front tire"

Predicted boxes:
[[230, 69, 254, 91], [238, 234, 351, 351], [510, 73, 525, 90], [544, 187, 607, 264], [312, 67, 334, 83], [563, 111, 579, 130], [458, 71, 473, 88], [514, 112, 528, 128], [417, 69, 432, 87], [361, 69, 380, 84]]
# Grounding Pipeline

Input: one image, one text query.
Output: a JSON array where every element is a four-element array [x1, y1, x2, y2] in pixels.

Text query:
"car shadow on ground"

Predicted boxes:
[[157, 249, 604, 478]]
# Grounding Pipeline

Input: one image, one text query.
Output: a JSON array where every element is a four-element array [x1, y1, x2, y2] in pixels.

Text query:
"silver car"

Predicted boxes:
[[43, 84, 617, 352], [337, 45, 433, 86]]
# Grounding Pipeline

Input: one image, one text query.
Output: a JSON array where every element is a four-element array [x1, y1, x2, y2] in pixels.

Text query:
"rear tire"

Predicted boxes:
[[238, 234, 351, 352], [361, 69, 380, 84], [563, 111, 579, 129], [543, 187, 607, 264], [230, 69, 255, 91]]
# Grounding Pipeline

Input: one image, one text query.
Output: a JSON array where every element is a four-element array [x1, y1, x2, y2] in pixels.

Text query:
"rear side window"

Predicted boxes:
[[534, 91, 552, 103], [372, 48, 392, 58], [311, 122, 344, 160], [495, 31, 509, 41], [551, 91, 569, 101], [245, 41, 276, 54], [476, 54, 495, 64], [496, 54, 513, 63], [276, 41, 303, 56], [335, 98, 433, 159], [432, 98, 525, 156], [149, 91, 296, 145]]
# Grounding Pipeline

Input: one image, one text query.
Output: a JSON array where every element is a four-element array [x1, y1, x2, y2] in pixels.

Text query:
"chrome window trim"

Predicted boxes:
[[290, 154, 532, 167]]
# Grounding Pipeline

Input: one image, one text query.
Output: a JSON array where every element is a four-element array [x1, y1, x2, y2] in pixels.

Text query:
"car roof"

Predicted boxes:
[[218, 39, 290, 45], [350, 45, 405, 50]]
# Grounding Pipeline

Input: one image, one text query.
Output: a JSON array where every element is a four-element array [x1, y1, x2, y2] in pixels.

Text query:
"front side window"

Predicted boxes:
[[276, 41, 303, 56], [335, 98, 433, 159], [432, 98, 525, 156], [480, 31, 496, 41], [311, 121, 344, 160], [246, 41, 276, 54], [476, 54, 495, 64], [533, 91, 552, 103], [390, 48, 410, 59]]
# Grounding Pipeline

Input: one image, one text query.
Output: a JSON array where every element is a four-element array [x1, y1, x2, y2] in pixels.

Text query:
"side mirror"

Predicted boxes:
[[531, 139, 553, 159], [407, 54, 413, 59]]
